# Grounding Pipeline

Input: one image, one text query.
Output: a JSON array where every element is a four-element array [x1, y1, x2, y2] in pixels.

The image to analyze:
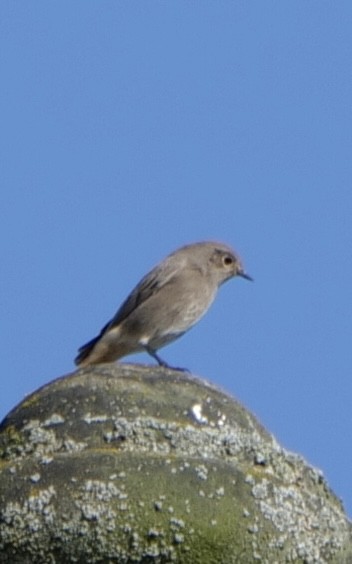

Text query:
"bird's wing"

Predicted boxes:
[[103, 259, 181, 333], [74, 261, 181, 365]]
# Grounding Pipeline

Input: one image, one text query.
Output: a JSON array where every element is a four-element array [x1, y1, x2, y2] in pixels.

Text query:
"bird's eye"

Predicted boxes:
[[223, 255, 234, 265]]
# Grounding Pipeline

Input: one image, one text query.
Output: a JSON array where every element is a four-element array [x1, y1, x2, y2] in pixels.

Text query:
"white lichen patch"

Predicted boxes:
[[169, 518, 185, 529], [154, 500, 163, 511], [99, 414, 278, 469], [194, 465, 208, 481], [148, 528, 163, 538], [83, 480, 127, 501], [215, 487, 225, 497], [3, 413, 89, 462], [252, 479, 269, 500], [62, 438, 87, 452], [190, 403, 208, 425], [216, 412, 226, 427], [1, 485, 57, 542], [21, 422, 62, 457], [249, 474, 350, 563], [75, 480, 128, 527], [42, 413, 65, 426], [83, 413, 109, 424], [40, 455, 54, 465]]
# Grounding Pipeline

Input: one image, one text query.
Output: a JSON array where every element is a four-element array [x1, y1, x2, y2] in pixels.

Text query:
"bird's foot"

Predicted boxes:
[[144, 346, 190, 372]]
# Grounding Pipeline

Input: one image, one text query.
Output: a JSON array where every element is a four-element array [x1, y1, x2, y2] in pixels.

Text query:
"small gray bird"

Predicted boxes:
[[75, 241, 252, 369]]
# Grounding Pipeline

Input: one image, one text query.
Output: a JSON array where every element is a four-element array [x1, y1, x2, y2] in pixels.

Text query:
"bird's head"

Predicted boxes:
[[207, 243, 253, 286]]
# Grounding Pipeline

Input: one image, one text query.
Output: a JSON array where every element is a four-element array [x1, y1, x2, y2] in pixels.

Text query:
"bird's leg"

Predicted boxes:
[[144, 346, 189, 372], [144, 346, 168, 367]]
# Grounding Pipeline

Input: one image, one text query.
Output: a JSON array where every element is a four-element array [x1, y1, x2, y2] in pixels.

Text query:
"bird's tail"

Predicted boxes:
[[75, 324, 133, 367], [74, 335, 101, 366]]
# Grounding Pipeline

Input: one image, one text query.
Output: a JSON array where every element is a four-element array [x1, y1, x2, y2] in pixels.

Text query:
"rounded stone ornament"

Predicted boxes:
[[0, 365, 351, 563]]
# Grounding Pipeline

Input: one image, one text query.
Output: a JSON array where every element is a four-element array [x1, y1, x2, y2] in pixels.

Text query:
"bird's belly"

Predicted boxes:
[[147, 330, 186, 350], [133, 282, 217, 351], [147, 299, 212, 350]]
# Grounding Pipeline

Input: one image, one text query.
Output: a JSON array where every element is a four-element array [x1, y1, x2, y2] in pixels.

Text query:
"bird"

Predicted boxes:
[[75, 241, 252, 369]]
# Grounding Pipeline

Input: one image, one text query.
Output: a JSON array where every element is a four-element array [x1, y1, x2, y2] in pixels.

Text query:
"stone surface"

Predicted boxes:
[[0, 364, 351, 563]]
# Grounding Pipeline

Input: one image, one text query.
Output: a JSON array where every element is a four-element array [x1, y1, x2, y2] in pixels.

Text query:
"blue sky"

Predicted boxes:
[[1, 3, 352, 516]]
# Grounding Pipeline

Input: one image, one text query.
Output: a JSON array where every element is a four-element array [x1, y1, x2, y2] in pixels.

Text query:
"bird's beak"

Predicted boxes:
[[238, 269, 254, 282]]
